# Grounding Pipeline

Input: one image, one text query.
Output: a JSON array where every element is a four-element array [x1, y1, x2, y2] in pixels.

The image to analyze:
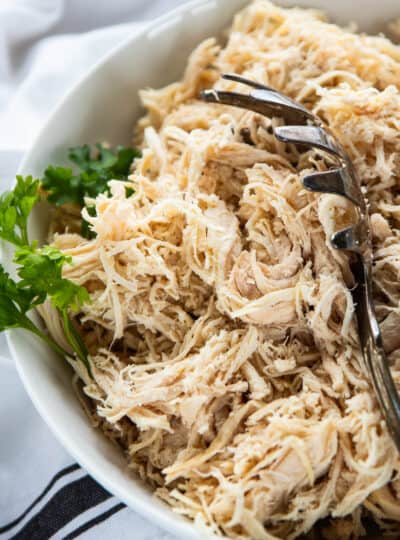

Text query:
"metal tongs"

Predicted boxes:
[[201, 74, 400, 451]]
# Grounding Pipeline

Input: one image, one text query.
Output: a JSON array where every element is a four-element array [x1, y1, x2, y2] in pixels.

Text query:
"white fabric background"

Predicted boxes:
[[0, 1, 187, 538]]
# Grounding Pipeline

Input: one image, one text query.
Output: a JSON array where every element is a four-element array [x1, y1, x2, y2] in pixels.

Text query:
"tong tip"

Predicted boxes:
[[221, 73, 272, 90], [200, 88, 220, 103]]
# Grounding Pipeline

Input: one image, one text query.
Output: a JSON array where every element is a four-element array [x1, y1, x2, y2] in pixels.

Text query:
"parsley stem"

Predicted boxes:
[[60, 309, 91, 376], [22, 316, 71, 358], [20, 227, 29, 247]]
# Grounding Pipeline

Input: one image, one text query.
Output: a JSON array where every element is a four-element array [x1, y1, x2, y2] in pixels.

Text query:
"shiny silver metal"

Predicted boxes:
[[201, 74, 400, 451]]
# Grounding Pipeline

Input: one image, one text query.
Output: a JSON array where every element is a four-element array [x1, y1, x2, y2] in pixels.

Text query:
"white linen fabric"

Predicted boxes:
[[0, 1, 187, 538]]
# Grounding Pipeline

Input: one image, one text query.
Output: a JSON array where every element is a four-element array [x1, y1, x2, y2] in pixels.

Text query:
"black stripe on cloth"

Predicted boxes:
[[10, 475, 111, 540], [0, 464, 80, 534], [62, 502, 126, 540]]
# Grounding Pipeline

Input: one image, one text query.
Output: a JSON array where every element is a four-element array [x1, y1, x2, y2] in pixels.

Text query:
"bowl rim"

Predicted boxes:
[[6, 1, 222, 539]]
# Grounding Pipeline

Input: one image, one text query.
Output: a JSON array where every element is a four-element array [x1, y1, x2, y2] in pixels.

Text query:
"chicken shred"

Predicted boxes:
[[40, 1, 400, 538]]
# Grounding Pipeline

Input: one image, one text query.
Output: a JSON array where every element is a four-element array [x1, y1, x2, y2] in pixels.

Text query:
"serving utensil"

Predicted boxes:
[[201, 74, 400, 451]]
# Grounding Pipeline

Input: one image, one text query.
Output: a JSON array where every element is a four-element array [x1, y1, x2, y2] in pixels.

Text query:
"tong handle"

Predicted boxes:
[[352, 254, 400, 448]]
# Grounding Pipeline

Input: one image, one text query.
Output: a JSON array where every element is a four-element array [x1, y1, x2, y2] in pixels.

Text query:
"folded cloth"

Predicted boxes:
[[0, 1, 186, 538]]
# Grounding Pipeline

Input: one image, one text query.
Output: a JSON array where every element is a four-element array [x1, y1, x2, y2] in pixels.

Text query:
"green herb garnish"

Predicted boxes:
[[0, 175, 39, 246], [42, 144, 140, 207], [80, 205, 97, 240], [0, 267, 66, 357], [0, 177, 91, 374], [0, 143, 140, 373]]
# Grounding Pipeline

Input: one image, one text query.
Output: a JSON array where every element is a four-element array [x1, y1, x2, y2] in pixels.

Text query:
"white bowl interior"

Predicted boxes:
[[6, 0, 400, 538]]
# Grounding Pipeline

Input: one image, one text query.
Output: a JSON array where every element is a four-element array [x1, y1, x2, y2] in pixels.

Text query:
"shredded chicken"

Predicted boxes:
[[41, 1, 400, 538]]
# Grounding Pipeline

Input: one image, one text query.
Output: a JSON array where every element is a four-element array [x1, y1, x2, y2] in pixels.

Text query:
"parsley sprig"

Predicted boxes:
[[42, 143, 140, 207], [0, 177, 90, 374], [0, 176, 39, 246], [0, 266, 74, 360], [14, 244, 90, 370], [0, 143, 140, 374]]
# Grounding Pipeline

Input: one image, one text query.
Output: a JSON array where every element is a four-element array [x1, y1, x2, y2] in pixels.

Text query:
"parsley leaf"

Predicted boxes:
[[125, 186, 135, 198], [41, 143, 140, 207], [0, 172, 92, 373], [0, 267, 41, 330], [41, 166, 81, 206], [14, 245, 89, 312], [0, 266, 70, 359], [0, 176, 40, 246], [81, 205, 97, 240], [12, 244, 91, 373]]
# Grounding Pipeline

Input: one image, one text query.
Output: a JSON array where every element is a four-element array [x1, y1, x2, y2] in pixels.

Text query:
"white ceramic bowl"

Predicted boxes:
[[6, 1, 400, 538]]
